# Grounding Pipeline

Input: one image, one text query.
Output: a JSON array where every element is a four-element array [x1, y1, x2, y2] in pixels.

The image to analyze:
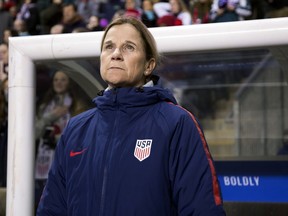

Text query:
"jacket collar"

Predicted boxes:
[[94, 77, 177, 109]]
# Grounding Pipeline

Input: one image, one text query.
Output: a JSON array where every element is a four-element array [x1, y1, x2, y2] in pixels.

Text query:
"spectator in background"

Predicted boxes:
[[0, 0, 13, 44], [75, 0, 100, 23], [124, 0, 142, 19], [154, 0, 193, 25], [210, 0, 252, 22], [16, 0, 40, 35], [34, 70, 91, 210], [190, 0, 213, 24], [141, 0, 158, 27], [2, 28, 19, 45], [40, 0, 63, 34], [62, 3, 86, 33], [13, 18, 30, 36], [0, 43, 9, 81], [86, 15, 104, 31], [0, 78, 8, 188]]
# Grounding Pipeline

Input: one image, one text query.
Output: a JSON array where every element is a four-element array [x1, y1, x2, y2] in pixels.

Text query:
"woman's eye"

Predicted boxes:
[[104, 44, 113, 50], [123, 44, 135, 52]]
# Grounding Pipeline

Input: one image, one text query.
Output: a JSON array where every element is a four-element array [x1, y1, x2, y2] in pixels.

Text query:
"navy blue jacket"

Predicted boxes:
[[37, 85, 225, 215]]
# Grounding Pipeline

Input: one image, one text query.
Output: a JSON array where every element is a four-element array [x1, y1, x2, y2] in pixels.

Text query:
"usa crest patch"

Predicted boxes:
[[134, 139, 153, 161]]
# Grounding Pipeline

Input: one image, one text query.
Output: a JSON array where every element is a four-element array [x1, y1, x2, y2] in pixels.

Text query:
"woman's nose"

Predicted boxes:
[[111, 48, 123, 61]]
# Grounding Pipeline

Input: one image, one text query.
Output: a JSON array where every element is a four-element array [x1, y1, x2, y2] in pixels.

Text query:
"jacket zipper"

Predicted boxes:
[[99, 89, 119, 215]]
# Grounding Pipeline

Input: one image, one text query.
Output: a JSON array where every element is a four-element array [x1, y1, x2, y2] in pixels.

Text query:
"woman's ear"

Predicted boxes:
[[144, 58, 156, 76]]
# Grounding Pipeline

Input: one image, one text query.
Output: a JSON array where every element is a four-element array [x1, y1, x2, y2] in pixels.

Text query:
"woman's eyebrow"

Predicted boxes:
[[103, 40, 138, 48], [124, 40, 137, 46], [103, 40, 113, 45]]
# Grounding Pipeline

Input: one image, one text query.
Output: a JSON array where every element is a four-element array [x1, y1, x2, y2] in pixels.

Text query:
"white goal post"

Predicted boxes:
[[7, 17, 288, 215]]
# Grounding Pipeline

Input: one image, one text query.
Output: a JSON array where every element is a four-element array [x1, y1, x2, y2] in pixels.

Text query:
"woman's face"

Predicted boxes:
[[0, 44, 8, 65], [100, 24, 153, 88], [143, 0, 153, 10], [170, 0, 180, 14], [125, 0, 136, 9], [63, 5, 76, 24], [3, 30, 11, 44], [53, 71, 70, 94]]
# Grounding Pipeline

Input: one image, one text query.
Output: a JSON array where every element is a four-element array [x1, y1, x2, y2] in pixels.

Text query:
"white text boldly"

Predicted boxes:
[[223, 176, 260, 186]]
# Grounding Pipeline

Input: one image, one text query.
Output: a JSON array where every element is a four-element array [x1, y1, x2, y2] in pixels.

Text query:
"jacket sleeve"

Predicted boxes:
[[169, 110, 226, 215], [36, 134, 67, 215]]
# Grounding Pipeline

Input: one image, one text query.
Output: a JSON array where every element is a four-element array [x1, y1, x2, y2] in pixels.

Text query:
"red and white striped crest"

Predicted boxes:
[[134, 139, 153, 162]]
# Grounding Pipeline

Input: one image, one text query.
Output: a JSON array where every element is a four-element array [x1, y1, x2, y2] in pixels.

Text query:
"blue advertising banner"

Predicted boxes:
[[218, 175, 288, 202], [215, 161, 288, 203]]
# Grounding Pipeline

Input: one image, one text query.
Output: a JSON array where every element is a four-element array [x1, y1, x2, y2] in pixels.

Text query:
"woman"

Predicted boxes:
[[37, 17, 225, 215], [0, 43, 9, 81], [141, 0, 158, 27], [16, 0, 40, 35], [35, 70, 90, 208], [153, 0, 193, 25], [210, 0, 252, 22], [190, 0, 213, 24]]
